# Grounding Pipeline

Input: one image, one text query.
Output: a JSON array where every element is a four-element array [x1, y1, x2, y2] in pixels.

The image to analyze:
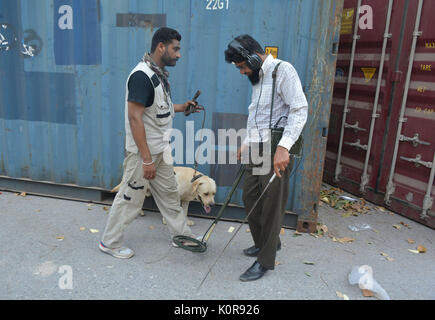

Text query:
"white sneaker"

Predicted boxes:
[[99, 242, 134, 259]]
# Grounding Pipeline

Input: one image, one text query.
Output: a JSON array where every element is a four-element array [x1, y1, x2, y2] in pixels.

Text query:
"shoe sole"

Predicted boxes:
[[99, 244, 134, 259]]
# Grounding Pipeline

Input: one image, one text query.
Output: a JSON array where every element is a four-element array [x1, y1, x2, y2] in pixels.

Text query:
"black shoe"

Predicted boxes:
[[243, 243, 282, 257], [239, 261, 268, 282]]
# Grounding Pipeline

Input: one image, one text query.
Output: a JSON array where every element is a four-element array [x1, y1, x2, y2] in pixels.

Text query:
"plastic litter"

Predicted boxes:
[[348, 265, 390, 300], [348, 222, 372, 232], [339, 195, 357, 202]]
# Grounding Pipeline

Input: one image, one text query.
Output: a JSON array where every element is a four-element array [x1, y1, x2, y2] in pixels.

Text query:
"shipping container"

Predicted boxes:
[[0, 0, 343, 231], [324, 0, 435, 229]]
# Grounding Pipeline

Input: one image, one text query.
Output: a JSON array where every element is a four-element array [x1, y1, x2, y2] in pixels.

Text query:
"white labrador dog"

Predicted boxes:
[[110, 166, 216, 226]]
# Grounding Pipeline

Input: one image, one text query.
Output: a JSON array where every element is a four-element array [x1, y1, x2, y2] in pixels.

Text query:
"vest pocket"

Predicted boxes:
[[153, 103, 172, 126]]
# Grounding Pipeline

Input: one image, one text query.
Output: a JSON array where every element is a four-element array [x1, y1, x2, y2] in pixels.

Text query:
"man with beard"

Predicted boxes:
[[100, 27, 201, 259], [224, 34, 308, 281]]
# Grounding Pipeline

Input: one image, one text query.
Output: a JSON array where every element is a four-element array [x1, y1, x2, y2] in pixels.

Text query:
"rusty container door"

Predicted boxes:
[[324, 0, 435, 229]]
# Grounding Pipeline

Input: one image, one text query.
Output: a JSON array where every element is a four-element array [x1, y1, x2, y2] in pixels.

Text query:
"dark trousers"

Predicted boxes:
[[242, 149, 293, 270]]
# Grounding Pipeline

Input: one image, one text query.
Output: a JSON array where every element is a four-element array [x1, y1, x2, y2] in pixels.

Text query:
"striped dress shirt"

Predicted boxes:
[[243, 54, 308, 151]]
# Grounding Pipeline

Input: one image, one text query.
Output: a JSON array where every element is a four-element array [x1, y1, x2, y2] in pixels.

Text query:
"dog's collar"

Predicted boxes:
[[191, 174, 203, 183]]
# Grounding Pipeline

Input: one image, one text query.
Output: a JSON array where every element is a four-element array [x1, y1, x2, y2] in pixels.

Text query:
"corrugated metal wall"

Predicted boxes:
[[324, 0, 435, 229], [1, 0, 342, 223]]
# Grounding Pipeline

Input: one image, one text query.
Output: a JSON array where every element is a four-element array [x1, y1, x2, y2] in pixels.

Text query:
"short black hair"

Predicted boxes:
[[224, 34, 264, 64], [151, 27, 182, 53]]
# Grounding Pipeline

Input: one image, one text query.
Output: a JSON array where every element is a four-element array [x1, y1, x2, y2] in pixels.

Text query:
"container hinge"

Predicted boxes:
[[421, 195, 434, 220], [344, 121, 367, 133], [359, 172, 370, 193], [413, 31, 423, 37], [399, 134, 431, 147], [353, 35, 361, 41], [384, 181, 395, 205], [399, 154, 433, 169], [384, 33, 393, 39], [344, 139, 368, 151]]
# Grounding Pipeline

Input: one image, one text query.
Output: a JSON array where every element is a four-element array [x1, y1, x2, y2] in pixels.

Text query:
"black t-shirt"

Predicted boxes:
[[127, 71, 154, 107]]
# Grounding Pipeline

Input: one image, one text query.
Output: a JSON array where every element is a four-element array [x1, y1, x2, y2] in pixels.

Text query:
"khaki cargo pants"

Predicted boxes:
[[101, 152, 194, 249]]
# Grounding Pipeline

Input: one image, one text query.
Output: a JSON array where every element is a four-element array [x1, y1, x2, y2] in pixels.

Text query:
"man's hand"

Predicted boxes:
[[237, 144, 249, 161], [142, 161, 156, 180], [273, 146, 290, 178], [174, 100, 204, 114]]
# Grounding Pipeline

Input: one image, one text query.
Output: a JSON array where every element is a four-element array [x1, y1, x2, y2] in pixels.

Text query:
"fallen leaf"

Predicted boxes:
[[392, 224, 402, 230], [304, 272, 311, 277], [80, 227, 86, 231], [361, 289, 375, 297], [293, 231, 303, 237], [310, 233, 319, 239], [303, 261, 315, 265], [280, 228, 285, 235], [89, 228, 99, 233], [228, 226, 235, 233], [103, 206, 109, 211], [56, 236, 64, 240], [20, 192, 27, 197], [400, 221, 411, 229], [337, 237, 355, 244], [377, 206, 385, 212], [408, 249, 419, 254], [321, 197, 330, 204], [380, 252, 394, 261], [417, 245, 427, 253], [336, 291, 349, 300], [246, 228, 250, 233], [275, 261, 281, 266], [149, 225, 155, 230], [407, 239, 416, 244]]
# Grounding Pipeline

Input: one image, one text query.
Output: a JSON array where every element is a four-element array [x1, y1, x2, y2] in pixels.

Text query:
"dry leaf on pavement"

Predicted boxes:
[[361, 289, 375, 297], [408, 249, 419, 254], [417, 245, 427, 253], [337, 237, 355, 244], [336, 291, 349, 300], [392, 224, 402, 230], [407, 239, 416, 244]]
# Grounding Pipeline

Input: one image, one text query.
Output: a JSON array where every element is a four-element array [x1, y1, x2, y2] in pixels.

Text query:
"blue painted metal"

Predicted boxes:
[[0, 0, 343, 217]]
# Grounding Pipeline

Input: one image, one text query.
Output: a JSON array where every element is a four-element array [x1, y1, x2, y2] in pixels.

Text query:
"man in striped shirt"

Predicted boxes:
[[225, 34, 308, 282]]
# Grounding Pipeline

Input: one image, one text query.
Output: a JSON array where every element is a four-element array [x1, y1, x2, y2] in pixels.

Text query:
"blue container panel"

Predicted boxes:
[[0, 0, 342, 213]]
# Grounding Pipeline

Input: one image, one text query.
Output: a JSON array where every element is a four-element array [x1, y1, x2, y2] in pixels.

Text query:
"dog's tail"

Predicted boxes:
[[110, 183, 121, 193]]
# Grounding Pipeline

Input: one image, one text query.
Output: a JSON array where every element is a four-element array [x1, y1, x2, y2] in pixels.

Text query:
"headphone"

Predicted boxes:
[[228, 39, 263, 71]]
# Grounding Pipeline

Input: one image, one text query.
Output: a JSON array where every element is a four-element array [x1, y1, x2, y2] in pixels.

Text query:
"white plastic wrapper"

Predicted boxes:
[[348, 265, 390, 300]]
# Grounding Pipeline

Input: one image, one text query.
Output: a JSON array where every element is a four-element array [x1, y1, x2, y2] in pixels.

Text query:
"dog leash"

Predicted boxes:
[[185, 90, 207, 183]]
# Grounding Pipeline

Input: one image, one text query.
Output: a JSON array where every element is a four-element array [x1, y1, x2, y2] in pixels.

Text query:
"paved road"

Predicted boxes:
[[0, 189, 434, 300]]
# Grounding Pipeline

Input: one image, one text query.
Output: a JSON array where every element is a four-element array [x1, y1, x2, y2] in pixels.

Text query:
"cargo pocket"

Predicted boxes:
[[122, 157, 149, 206]]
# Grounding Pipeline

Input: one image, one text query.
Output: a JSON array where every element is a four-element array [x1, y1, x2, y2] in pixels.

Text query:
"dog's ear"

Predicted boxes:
[[192, 179, 203, 194]]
